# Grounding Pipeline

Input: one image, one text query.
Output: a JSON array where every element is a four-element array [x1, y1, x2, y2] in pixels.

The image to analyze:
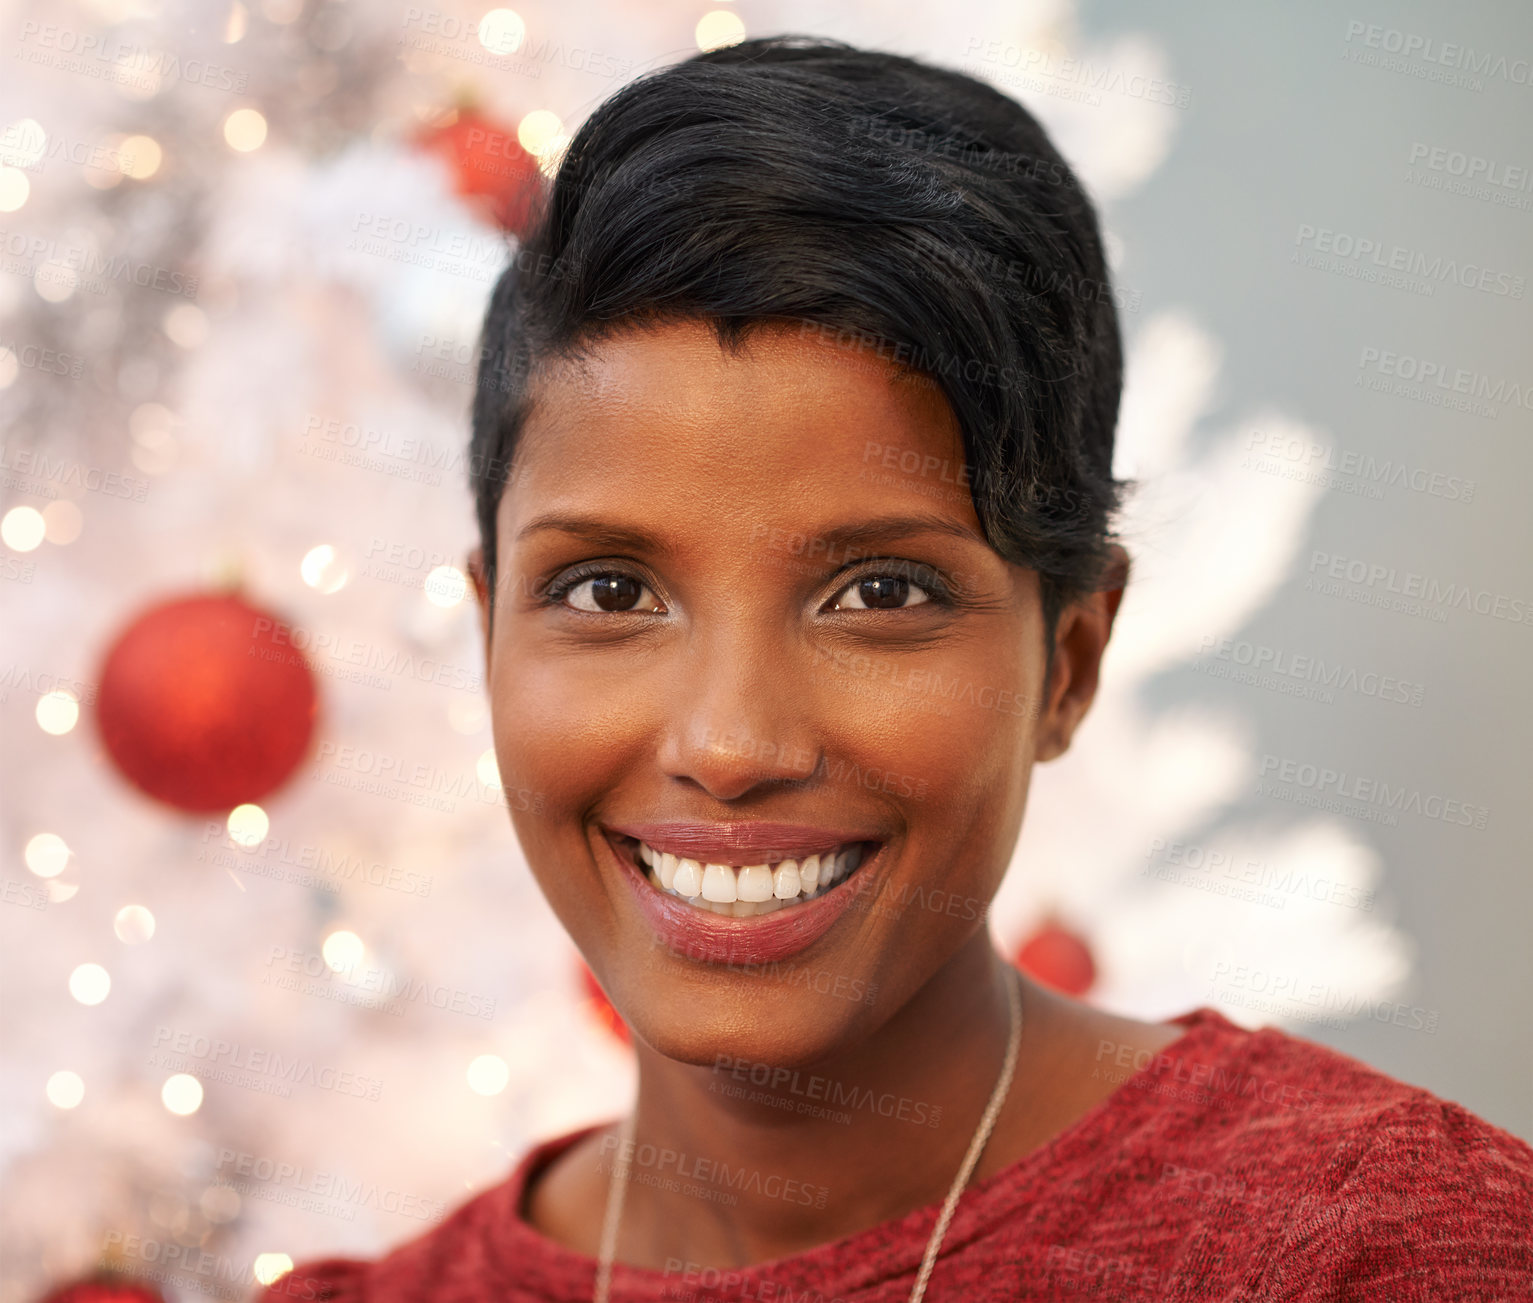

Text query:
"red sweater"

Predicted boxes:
[[260, 1008, 1533, 1301]]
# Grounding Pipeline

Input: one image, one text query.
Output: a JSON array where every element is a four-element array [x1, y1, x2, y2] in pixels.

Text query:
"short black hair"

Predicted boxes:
[[470, 34, 1126, 636]]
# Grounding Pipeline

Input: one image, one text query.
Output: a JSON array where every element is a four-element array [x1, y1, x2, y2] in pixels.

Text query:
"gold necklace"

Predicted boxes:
[[594, 966, 1024, 1303]]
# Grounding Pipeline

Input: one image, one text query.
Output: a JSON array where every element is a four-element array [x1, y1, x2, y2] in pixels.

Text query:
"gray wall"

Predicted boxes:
[[1086, 0, 1531, 1138]]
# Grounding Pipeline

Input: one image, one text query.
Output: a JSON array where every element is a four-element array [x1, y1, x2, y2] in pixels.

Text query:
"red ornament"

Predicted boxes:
[[578, 960, 629, 1045], [415, 107, 544, 239], [94, 592, 318, 814], [36, 1275, 164, 1303], [1013, 915, 1097, 996]]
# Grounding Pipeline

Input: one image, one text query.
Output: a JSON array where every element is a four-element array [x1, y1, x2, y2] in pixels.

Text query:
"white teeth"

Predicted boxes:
[[773, 860, 801, 899], [736, 865, 774, 902], [672, 858, 702, 898], [732, 895, 787, 917], [701, 863, 737, 903], [633, 840, 870, 914], [799, 854, 821, 891]]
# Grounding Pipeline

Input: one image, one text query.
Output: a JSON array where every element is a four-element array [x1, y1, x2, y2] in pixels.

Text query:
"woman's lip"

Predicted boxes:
[[606, 820, 877, 862], [601, 830, 881, 966]]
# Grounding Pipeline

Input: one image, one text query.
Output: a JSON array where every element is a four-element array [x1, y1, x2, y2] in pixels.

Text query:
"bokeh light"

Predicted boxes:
[[163, 303, 210, 348], [301, 544, 349, 593], [114, 905, 156, 944], [253, 1254, 294, 1286], [227, 803, 270, 847], [0, 166, 28, 213], [69, 963, 111, 1005], [41, 499, 84, 545], [467, 1054, 509, 1096], [322, 929, 363, 972], [200, 1184, 241, 1222], [478, 8, 525, 55], [25, 832, 70, 877], [424, 564, 467, 607], [0, 119, 46, 168], [696, 10, 746, 51], [2, 506, 46, 551], [46, 1071, 85, 1109], [34, 262, 79, 304], [223, 108, 268, 152], [516, 110, 563, 157], [162, 1073, 204, 1115], [36, 690, 80, 736], [119, 134, 163, 180]]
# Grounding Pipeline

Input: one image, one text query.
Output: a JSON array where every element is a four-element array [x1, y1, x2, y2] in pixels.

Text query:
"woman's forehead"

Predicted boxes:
[[507, 319, 968, 502]]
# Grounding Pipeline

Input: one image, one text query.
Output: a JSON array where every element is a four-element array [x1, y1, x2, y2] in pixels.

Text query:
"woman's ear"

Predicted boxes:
[[1033, 544, 1130, 763]]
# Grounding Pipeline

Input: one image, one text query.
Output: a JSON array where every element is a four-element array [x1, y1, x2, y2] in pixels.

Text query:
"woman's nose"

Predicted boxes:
[[654, 639, 822, 802]]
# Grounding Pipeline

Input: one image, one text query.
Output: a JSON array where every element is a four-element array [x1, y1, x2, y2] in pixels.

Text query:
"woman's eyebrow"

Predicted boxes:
[[513, 514, 663, 551], [514, 511, 985, 551]]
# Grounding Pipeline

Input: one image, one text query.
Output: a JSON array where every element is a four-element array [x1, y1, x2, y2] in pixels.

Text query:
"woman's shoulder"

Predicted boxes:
[[1122, 1007, 1532, 1189], [1103, 1010, 1533, 1299], [255, 1123, 603, 1303]]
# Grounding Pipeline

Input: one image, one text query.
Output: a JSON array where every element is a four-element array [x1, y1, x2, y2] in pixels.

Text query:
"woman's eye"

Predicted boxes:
[[828, 573, 934, 611], [562, 573, 665, 614]]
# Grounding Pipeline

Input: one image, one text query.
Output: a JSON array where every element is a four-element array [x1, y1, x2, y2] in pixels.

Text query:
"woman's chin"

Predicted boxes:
[[617, 989, 876, 1070]]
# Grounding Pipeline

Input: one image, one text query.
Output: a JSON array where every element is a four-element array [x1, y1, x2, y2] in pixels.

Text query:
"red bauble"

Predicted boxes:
[[37, 1275, 163, 1303], [578, 960, 629, 1045], [415, 108, 544, 240], [1013, 916, 1097, 996], [94, 592, 318, 814]]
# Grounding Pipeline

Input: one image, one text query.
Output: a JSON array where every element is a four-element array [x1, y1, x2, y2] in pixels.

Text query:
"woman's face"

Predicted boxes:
[[475, 318, 1099, 1068]]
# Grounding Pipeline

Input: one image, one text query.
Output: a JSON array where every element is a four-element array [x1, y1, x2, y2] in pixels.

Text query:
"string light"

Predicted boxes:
[[228, 804, 269, 847], [114, 905, 156, 944], [119, 134, 163, 180], [69, 964, 111, 1005], [2, 506, 45, 551], [695, 10, 746, 51], [0, 166, 28, 213], [477, 8, 525, 55], [161, 1074, 204, 1115], [322, 930, 363, 972], [467, 1054, 510, 1096], [36, 690, 80, 736], [253, 1254, 294, 1286], [223, 109, 268, 152], [46, 1071, 85, 1109], [516, 110, 563, 157], [225, 2, 249, 44], [163, 303, 210, 348], [34, 261, 79, 304], [25, 832, 70, 877], [41, 500, 83, 545], [424, 564, 467, 607], [301, 544, 349, 593], [0, 119, 46, 168]]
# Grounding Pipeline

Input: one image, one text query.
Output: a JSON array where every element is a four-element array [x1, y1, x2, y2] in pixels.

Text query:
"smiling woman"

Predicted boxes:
[[262, 33, 1531, 1303]]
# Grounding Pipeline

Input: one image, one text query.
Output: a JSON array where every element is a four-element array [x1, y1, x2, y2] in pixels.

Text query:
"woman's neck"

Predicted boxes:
[[524, 939, 1188, 1273], [622, 933, 1017, 1269]]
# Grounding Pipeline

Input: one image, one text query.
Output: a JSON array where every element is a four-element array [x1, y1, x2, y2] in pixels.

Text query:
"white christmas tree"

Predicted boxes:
[[0, 2, 1413, 1300]]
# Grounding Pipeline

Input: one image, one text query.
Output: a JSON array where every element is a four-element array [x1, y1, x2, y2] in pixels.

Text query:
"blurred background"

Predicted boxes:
[[2, 0, 1529, 1298]]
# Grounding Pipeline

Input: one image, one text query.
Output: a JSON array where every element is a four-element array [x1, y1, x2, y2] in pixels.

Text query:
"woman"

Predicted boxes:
[[264, 35, 1531, 1303]]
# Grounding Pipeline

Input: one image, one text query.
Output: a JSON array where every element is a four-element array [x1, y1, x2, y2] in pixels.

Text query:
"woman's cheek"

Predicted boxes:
[[493, 641, 623, 773]]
